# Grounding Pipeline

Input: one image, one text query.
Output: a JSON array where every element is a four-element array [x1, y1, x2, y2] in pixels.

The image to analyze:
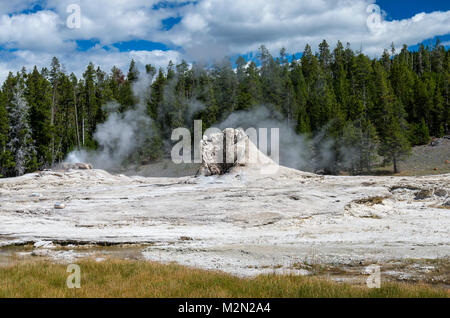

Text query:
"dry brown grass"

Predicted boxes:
[[354, 196, 390, 206], [0, 260, 448, 298]]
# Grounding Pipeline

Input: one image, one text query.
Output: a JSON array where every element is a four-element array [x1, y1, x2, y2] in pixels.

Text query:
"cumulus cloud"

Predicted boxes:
[[0, 0, 186, 81], [46, 0, 169, 45], [167, 0, 450, 58], [0, 0, 448, 82], [0, 10, 68, 52]]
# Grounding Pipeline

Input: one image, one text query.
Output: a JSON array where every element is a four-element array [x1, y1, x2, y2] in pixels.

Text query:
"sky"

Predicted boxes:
[[0, 0, 448, 82]]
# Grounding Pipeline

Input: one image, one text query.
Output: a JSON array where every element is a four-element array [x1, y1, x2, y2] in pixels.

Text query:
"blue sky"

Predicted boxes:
[[377, 0, 450, 51], [0, 0, 448, 81], [377, 0, 449, 20]]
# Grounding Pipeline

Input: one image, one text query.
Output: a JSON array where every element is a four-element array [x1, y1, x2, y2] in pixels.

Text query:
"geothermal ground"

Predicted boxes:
[[0, 161, 449, 286]]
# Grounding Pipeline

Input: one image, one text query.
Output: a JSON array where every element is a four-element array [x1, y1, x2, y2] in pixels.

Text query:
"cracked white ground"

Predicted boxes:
[[0, 161, 449, 281]]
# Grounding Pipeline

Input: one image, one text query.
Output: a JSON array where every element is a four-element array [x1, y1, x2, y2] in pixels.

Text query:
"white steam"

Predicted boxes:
[[66, 73, 156, 170], [219, 106, 313, 171], [218, 106, 358, 173], [65, 70, 208, 171]]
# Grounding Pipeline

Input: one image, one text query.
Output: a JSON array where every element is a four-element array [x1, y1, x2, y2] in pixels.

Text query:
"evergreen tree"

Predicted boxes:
[[49, 57, 61, 165], [281, 63, 296, 127], [0, 41, 448, 177], [127, 59, 140, 83], [7, 80, 37, 176], [26, 66, 52, 167], [409, 118, 431, 145], [57, 74, 78, 157], [348, 53, 372, 121], [212, 58, 238, 117], [318, 40, 332, 79], [236, 61, 261, 111], [360, 119, 379, 172], [379, 114, 411, 173], [371, 63, 411, 173], [148, 68, 166, 120], [0, 84, 14, 177], [82, 62, 100, 145], [290, 59, 310, 134], [340, 121, 359, 173]]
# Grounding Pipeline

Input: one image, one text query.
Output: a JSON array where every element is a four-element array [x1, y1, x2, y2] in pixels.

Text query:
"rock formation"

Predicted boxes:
[[196, 128, 275, 176]]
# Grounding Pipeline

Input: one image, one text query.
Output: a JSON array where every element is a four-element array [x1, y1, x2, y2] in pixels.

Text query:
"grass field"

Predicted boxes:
[[0, 260, 448, 298], [374, 137, 450, 176]]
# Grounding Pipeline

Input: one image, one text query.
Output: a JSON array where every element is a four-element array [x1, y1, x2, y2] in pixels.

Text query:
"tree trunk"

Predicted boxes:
[[82, 117, 85, 146], [51, 87, 56, 166], [74, 90, 81, 150], [393, 155, 398, 174]]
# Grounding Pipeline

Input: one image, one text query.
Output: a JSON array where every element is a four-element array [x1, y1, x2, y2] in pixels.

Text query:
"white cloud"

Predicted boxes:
[[166, 0, 450, 58], [0, 0, 186, 52], [0, 10, 69, 52], [0, 1, 41, 15], [47, 0, 168, 45], [0, 0, 448, 82]]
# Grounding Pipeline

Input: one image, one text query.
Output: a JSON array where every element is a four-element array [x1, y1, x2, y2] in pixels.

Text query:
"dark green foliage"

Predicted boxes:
[[409, 118, 431, 146], [0, 83, 14, 177], [26, 67, 52, 167], [379, 114, 412, 173], [0, 40, 448, 177]]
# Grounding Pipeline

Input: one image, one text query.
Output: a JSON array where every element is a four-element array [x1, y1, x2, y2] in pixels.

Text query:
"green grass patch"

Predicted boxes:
[[0, 260, 448, 298]]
